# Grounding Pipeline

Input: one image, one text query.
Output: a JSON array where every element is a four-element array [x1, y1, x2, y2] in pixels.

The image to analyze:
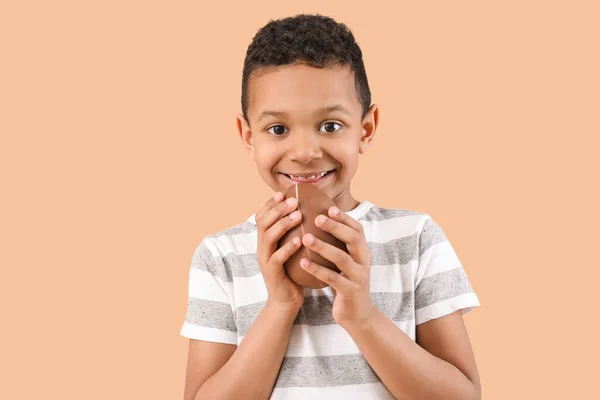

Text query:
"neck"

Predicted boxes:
[[332, 189, 360, 212]]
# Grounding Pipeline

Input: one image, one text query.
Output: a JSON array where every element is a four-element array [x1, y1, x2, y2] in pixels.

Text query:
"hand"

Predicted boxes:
[[299, 206, 375, 328], [255, 192, 305, 313]]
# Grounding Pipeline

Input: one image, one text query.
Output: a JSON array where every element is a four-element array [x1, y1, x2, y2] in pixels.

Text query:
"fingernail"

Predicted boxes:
[[315, 215, 326, 226], [292, 237, 300, 245], [331, 206, 339, 216], [300, 258, 309, 268], [273, 192, 283, 201], [286, 197, 296, 206], [289, 211, 299, 220], [303, 234, 314, 245]]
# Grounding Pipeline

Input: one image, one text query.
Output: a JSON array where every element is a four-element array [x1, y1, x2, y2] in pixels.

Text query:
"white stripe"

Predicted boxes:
[[415, 292, 480, 325], [231, 274, 268, 307], [201, 237, 221, 257], [230, 262, 418, 307], [246, 200, 376, 225], [303, 286, 335, 297], [360, 214, 424, 243], [228, 265, 418, 308], [238, 320, 416, 356], [270, 382, 396, 400], [369, 263, 417, 293], [180, 322, 238, 345], [209, 231, 258, 255], [188, 268, 232, 303], [417, 240, 462, 281], [207, 215, 425, 257]]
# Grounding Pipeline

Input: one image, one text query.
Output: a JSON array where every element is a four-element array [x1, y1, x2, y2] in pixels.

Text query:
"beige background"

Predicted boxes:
[[1, 1, 598, 399]]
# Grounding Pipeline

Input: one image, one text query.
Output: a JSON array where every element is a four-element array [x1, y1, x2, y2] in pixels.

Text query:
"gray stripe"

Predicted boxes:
[[368, 234, 419, 266], [221, 253, 261, 279], [419, 218, 448, 256], [371, 292, 414, 321], [361, 206, 423, 222], [193, 250, 262, 281], [234, 301, 265, 337], [207, 221, 257, 237], [275, 354, 380, 388], [195, 235, 421, 283], [185, 298, 237, 332], [192, 242, 234, 283], [236, 292, 414, 336], [191, 266, 474, 334], [415, 268, 473, 310], [192, 211, 435, 283]]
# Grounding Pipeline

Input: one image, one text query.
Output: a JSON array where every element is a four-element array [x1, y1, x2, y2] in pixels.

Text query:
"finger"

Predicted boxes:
[[315, 211, 369, 265], [299, 257, 355, 293], [255, 192, 285, 230], [263, 208, 302, 246], [259, 196, 298, 233], [256, 193, 287, 266], [302, 233, 361, 281], [328, 206, 364, 232], [268, 236, 302, 272], [315, 214, 356, 246], [257, 199, 300, 269]]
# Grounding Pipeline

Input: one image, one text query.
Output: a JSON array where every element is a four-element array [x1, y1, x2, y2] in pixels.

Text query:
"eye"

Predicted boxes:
[[319, 122, 342, 133], [267, 125, 288, 135]]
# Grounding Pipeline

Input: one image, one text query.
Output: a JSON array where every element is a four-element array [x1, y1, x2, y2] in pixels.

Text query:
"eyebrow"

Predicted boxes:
[[257, 105, 353, 122]]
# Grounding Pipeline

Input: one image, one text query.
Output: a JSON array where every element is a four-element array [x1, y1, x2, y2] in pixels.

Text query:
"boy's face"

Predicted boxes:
[[237, 63, 378, 211]]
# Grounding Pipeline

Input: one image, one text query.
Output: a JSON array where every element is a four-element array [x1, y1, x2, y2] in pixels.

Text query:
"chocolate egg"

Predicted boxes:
[[277, 182, 349, 289]]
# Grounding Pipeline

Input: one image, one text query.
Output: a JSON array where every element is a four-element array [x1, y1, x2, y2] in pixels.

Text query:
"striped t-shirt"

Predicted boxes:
[[180, 200, 480, 399]]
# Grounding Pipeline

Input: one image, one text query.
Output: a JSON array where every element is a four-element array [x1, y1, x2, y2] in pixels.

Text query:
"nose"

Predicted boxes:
[[286, 131, 323, 164]]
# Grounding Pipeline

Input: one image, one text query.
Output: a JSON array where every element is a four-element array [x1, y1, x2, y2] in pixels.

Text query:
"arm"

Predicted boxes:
[[344, 310, 480, 400], [300, 207, 481, 400], [297, 208, 481, 399], [186, 303, 300, 400], [183, 192, 308, 399]]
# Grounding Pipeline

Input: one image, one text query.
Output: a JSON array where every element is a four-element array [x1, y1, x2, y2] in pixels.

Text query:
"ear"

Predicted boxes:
[[359, 104, 379, 154], [236, 113, 254, 153]]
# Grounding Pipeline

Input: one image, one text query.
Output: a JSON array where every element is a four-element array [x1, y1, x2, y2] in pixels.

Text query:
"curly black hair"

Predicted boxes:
[[241, 14, 371, 122]]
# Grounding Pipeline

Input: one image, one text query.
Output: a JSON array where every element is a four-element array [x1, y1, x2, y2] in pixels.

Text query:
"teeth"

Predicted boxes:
[[288, 171, 328, 181]]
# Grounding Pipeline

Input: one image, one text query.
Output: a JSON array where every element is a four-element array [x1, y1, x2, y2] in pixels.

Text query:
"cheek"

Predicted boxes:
[[254, 143, 279, 167], [332, 142, 360, 166]]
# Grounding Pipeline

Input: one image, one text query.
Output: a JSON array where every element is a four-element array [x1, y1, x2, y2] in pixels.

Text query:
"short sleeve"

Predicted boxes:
[[180, 238, 238, 345], [414, 216, 480, 325]]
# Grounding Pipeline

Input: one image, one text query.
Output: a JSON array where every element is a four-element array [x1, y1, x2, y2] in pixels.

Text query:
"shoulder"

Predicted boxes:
[[198, 217, 257, 253], [358, 203, 453, 255], [359, 203, 427, 222], [357, 202, 435, 236], [191, 217, 258, 279]]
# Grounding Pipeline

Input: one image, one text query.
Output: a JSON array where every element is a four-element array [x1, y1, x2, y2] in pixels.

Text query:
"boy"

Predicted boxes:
[[181, 14, 481, 400]]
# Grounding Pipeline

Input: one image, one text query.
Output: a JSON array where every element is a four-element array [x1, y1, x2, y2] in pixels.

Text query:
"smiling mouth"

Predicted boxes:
[[280, 170, 335, 183]]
